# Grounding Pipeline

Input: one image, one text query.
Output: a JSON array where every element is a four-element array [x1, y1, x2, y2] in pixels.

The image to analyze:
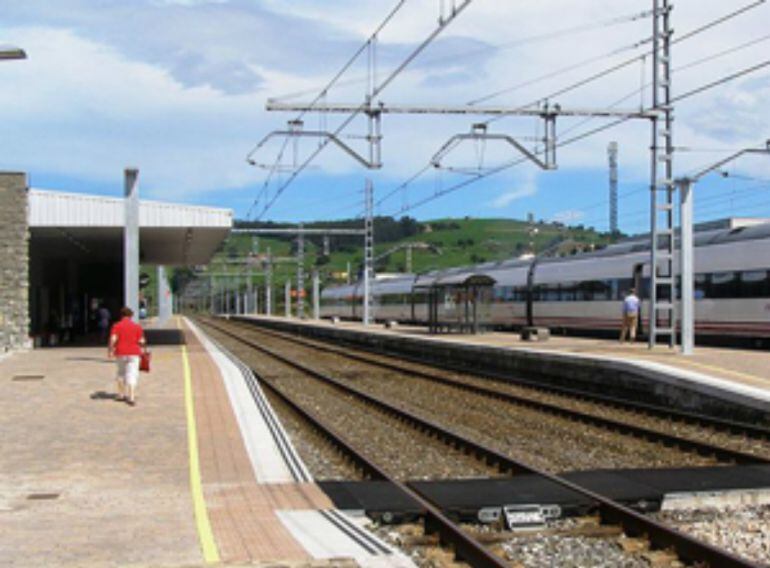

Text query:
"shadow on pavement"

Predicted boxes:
[[90, 391, 121, 401]]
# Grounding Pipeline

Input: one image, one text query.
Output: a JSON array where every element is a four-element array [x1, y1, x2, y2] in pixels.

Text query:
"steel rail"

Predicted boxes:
[[200, 318, 759, 568], [198, 321, 509, 567], [232, 317, 770, 439], [225, 318, 770, 463]]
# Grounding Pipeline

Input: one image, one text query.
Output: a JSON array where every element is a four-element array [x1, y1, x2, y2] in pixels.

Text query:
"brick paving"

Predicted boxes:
[[184, 324, 337, 564], [0, 343, 201, 567]]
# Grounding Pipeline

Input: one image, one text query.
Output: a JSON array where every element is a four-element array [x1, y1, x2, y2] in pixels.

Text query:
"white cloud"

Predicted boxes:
[[488, 172, 537, 209], [1, 0, 769, 218]]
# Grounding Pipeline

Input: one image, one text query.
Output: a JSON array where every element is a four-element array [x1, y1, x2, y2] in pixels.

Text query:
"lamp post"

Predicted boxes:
[[675, 141, 770, 355]]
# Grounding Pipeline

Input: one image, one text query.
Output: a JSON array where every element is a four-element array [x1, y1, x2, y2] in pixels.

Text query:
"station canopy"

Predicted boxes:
[[29, 189, 232, 265]]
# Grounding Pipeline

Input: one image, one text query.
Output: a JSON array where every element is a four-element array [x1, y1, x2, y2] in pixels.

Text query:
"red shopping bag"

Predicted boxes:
[[139, 350, 151, 373]]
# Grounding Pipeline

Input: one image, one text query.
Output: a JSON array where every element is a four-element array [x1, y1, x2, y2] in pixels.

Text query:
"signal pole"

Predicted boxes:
[[297, 223, 305, 318], [363, 179, 374, 326], [608, 142, 618, 236]]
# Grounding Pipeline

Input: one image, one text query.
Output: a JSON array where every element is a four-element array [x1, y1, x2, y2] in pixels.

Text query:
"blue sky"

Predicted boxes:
[[2, 0, 770, 233]]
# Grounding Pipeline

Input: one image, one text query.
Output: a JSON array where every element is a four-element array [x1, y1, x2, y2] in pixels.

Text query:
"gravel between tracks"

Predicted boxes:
[[200, 320, 767, 568], [228, 324, 719, 473], [203, 323, 499, 481], [655, 504, 770, 566], [246, 322, 770, 462], [371, 517, 684, 568]]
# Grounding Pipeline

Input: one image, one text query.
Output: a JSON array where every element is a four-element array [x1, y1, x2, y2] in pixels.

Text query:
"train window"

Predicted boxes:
[[543, 285, 559, 302], [560, 282, 577, 302], [593, 280, 612, 301], [694, 273, 708, 300], [739, 270, 770, 298], [615, 278, 634, 300], [709, 271, 737, 298]]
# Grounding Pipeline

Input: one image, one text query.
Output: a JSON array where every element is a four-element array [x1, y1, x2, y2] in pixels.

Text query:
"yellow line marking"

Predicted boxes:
[[180, 321, 220, 563]]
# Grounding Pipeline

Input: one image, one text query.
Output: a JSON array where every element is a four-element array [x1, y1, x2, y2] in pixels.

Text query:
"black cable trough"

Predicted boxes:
[[224, 318, 769, 467], [231, 316, 770, 440], [201, 318, 759, 568]]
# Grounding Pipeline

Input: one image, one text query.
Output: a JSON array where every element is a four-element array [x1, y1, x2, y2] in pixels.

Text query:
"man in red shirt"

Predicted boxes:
[[108, 307, 146, 406]]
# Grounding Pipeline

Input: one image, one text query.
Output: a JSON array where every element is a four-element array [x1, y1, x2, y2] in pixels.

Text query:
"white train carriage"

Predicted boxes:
[[529, 248, 650, 332], [319, 281, 358, 320], [684, 223, 770, 337], [369, 274, 418, 322], [483, 259, 531, 327], [319, 221, 770, 341]]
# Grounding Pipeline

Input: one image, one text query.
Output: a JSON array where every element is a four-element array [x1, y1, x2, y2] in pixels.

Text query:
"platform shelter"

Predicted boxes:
[[27, 186, 232, 344]]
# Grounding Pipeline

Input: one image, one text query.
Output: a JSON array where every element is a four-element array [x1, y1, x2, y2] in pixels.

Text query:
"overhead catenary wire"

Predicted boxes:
[[476, 0, 767, 127], [253, 0, 474, 220], [245, 0, 408, 218], [391, 56, 770, 213], [271, 8, 654, 104], [376, 0, 770, 216], [385, 53, 770, 218]]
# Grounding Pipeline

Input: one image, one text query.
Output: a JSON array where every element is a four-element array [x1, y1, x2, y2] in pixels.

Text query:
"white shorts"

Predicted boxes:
[[116, 356, 140, 387]]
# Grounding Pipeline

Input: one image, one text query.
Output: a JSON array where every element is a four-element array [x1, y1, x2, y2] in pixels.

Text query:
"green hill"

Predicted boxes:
[[177, 217, 617, 294]]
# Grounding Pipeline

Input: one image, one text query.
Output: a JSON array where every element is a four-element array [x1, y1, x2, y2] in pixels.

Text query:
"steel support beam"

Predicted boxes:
[[284, 280, 291, 318], [232, 228, 365, 236], [680, 179, 694, 355], [312, 270, 320, 320], [124, 168, 140, 317], [363, 179, 374, 326], [266, 100, 658, 119], [297, 223, 305, 319]]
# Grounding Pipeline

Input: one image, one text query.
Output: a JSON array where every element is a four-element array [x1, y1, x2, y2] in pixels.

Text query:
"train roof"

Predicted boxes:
[[320, 221, 770, 296]]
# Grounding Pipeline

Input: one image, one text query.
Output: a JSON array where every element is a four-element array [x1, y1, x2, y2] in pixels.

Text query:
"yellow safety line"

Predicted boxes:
[[180, 321, 220, 563]]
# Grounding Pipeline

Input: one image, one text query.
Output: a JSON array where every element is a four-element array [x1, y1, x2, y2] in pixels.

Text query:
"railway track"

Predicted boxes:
[[218, 317, 770, 467], [197, 317, 761, 567], [234, 318, 770, 437]]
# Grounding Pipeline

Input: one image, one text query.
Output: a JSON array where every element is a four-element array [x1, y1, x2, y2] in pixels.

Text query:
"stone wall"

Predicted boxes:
[[0, 173, 30, 351]]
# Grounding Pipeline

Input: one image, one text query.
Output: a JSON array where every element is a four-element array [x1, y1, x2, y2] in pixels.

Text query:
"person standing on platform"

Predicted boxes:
[[108, 307, 146, 406], [620, 288, 640, 342], [96, 304, 111, 343]]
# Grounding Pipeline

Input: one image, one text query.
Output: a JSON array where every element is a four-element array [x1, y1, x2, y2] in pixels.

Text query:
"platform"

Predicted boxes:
[[0, 317, 411, 567], [234, 315, 770, 421]]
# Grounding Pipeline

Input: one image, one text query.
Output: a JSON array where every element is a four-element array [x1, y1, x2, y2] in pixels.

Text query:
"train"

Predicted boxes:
[[320, 220, 770, 342]]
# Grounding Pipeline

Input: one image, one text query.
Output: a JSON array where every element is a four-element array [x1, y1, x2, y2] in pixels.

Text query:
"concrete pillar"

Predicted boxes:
[[312, 270, 320, 319], [0, 173, 30, 351], [157, 266, 172, 325], [680, 179, 694, 355], [284, 280, 291, 318], [124, 168, 140, 316]]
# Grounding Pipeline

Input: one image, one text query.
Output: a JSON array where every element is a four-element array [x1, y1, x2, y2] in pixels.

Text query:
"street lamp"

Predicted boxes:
[[675, 141, 770, 355], [0, 46, 27, 60]]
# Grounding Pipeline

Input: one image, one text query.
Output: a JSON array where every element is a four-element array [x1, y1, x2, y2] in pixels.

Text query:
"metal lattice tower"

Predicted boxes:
[[649, 0, 675, 349], [608, 142, 618, 235], [296, 223, 305, 318], [363, 179, 374, 326], [266, 247, 273, 316]]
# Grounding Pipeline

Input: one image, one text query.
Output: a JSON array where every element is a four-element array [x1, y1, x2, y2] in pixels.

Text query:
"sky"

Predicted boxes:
[[1, 0, 770, 233]]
